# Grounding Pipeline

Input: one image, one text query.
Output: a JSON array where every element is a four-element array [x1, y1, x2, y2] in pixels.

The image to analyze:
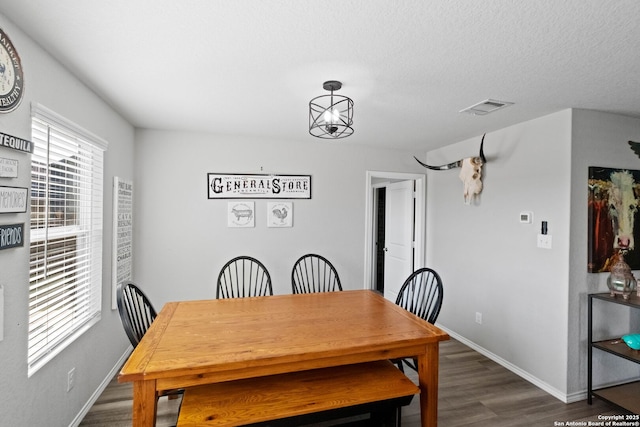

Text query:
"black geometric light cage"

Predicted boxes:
[[309, 80, 354, 139]]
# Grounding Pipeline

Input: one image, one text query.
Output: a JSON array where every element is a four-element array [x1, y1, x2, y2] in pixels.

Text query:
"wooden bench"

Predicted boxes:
[[176, 360, 419, 427]]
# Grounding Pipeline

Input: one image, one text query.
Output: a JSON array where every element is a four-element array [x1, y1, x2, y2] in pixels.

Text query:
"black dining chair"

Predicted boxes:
[[393, 267, 444, 373], [116, 281, 158, 348], [116, 281, 183, 401], [392, 267, 443, 427], [291, 254, 342, 294], [217, 256, 273, 298]]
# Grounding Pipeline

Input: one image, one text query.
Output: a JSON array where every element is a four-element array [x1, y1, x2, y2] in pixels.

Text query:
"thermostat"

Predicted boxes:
[[519, 212, 533, 224]]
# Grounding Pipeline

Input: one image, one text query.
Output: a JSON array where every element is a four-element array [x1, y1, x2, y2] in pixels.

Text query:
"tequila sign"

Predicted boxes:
[[0, 131, 32, 153]]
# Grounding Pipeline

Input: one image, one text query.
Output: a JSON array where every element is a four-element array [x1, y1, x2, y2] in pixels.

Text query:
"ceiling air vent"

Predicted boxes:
[[459, 99, 514, 115]]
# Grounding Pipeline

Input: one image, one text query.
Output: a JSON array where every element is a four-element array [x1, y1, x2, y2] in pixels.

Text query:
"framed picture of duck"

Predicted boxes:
[[267, 202, 292, 227]]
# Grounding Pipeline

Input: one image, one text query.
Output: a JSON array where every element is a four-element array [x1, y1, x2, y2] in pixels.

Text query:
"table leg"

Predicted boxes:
[[417, 342, 440, 427], [132, 380, 157, 427]]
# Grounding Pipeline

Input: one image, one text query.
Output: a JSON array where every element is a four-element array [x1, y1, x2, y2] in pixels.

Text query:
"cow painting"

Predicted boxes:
[[588, 167, 640, 272]]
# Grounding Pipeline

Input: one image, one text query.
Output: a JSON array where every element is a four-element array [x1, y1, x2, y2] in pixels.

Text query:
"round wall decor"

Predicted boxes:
[[0, 28, 24, 113]]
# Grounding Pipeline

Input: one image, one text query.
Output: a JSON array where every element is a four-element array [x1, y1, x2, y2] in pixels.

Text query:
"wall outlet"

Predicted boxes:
[[67, 368, 76, 392], [475, 312, 482, 324], [537, 234, 552, 249]]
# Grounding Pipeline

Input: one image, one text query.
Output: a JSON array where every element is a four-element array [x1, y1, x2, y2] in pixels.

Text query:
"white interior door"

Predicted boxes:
[[383, 180, 414, 302]]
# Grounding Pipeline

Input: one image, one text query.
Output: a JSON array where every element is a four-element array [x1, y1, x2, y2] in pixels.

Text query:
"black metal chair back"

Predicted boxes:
[[396, 267, 443, 324], [394, 267, 443, 373], [117, 282, 184, 399], [116, 281, 158, 347], [291, 254, 342, 294], [217, 256, 273, 298]]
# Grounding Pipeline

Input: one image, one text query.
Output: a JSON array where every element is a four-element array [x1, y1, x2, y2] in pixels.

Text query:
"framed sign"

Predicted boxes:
[[228, 201, 255, 227], [112, 177, 133, 309], [0, 131, 32, 153], [0, 157, 18, 178], [0, 185, 27, 213], [0, 27, 25, 113], [208, 173, 311, 199], [268, 202, 293, 227], [0, 223, 24, 250]]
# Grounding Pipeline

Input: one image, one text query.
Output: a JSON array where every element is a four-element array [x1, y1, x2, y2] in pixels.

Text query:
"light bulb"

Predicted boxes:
[[323, 108, 340, 124]]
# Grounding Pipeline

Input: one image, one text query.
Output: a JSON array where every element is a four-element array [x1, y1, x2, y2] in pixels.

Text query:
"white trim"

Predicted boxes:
[[28, 314, 101, 377], [438, 326, 571, 403], [363, 171, 426, 289], [31, 102, 109, 151], [68, 346, 132, 427], [28, 106, 106, 374]]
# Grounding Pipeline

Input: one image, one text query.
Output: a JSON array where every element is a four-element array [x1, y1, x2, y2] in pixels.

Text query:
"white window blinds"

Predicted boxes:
[[28, 104, 107, 375]]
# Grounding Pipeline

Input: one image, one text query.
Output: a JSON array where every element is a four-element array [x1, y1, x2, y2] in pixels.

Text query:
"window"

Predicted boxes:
[[28, 104, 107, 376]]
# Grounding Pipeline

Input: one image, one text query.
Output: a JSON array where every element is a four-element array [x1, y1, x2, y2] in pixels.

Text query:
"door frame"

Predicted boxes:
[[363, 171, 426, 290]]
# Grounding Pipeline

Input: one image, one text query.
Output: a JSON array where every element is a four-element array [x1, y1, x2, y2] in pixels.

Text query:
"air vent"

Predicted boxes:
[[460, 99, 514, 115]]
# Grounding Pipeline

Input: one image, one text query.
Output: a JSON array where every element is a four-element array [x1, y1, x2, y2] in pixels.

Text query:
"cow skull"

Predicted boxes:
[[414, 134, 487, 204]]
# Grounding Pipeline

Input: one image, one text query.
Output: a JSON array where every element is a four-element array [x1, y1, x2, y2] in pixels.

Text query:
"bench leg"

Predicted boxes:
[[371, 406, 401, 427]]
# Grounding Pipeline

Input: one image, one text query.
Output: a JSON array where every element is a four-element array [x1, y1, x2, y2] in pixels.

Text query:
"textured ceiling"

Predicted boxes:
[[1, 0, 639, 152]]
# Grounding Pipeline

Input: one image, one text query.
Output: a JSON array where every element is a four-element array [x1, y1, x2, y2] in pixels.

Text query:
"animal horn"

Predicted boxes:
[[414, 133, 487, 170], [479, 133, 486, 163], [413, 156, 462, 170], [629, 140, 640, 159]]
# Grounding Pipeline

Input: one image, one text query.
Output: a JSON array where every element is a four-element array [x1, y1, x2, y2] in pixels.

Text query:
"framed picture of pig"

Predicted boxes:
[[227, 202, 255, 228]]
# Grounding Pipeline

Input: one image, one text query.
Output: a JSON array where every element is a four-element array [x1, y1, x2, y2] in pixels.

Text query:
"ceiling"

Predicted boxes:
[[1, 0, 639, 152]]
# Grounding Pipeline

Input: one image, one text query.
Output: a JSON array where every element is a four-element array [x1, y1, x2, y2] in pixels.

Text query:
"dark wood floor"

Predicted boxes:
[[80, 338, 622, 426]]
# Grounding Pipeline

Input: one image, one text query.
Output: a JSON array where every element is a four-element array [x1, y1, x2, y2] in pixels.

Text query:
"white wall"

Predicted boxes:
[[5, 9, 640, 423], [427, 110, 573, 398], [429, 109, 640, 402], [133, 130, 423, 306], [0, 15, 135, 426], [568, 109, 640, 398]]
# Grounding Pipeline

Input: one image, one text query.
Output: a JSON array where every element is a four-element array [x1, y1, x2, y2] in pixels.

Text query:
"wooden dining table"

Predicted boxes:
[[118, 289, 449, 427]]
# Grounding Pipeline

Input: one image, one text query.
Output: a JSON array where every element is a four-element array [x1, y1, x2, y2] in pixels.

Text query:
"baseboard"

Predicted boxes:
[[68, 346, 133, 427], [438, 326, 571, 403], [565, 390, 588, 403]]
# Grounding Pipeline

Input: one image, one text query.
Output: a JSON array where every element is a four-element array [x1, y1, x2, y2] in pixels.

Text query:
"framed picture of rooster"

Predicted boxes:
[[267, 202, 292, 227], [588, 166, 640, 272]]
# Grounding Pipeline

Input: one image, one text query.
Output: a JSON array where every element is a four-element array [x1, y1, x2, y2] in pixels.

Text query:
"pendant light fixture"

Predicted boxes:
[[309, 80, 354, 139]]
